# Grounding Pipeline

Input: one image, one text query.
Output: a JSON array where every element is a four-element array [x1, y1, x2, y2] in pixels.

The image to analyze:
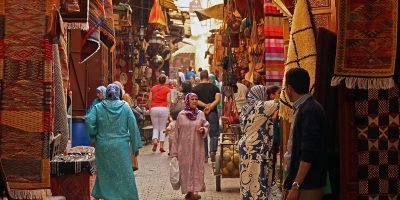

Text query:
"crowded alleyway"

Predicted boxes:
[[135, 142, 240, 200]]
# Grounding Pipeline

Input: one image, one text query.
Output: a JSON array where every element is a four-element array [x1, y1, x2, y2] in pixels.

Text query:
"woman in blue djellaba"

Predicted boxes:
[[86, 83, 142, 200], [86, 86, 107, 114]]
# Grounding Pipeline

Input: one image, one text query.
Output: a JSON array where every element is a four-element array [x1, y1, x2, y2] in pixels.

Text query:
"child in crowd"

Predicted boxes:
[[165, 108, 180, 156]]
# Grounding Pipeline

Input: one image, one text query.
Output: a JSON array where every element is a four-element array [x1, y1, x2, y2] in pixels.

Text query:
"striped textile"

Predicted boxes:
[[264, 0, 285, 81], [0, 0, 54, 198], [100, 0, 115, 51]]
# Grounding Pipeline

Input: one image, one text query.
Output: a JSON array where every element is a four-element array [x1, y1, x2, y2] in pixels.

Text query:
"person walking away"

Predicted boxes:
[[209, 74, 222, 117], [238, 85, 279, 199], [196, 67, 203, 78], [266, 85, 281, 185], [86, 86, 106, 114], [283, 68, 327, 200], [171, 93, 210, 200], [113, 81, 126, 99], [178, 68, 186, 86], [85, 84, 142, 199], [234, 81, 249, 114], [123, 93, 140, 171], [192, 70, 221, 163], [149, 75, 171, 152], [185, 66, 196, 81]]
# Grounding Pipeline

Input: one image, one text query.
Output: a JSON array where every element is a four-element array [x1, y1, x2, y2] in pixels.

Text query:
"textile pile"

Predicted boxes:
[[0, 0, 54, 198], [331, 0, 398, 89], [264, 0, 285, 81], [354, 86, 400, 199], [279, 0, 316, 121]]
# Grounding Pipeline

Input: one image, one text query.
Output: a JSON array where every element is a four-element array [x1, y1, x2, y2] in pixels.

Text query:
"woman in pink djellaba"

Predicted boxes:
[[171, 93, 210, 200]]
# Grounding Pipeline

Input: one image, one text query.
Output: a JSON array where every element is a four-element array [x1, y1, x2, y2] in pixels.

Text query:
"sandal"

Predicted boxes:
[[159, 148, 166, 153], [152, 143, 157, 152], [185, 192, 193, 199], [191, 194, 201, 200]]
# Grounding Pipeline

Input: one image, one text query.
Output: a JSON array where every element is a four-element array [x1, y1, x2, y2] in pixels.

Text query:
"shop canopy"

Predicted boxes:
[[159, 0, 178, 11], [149, 0, 167, 26], [194, 4, 241, 21], [194, 4, 224, 21], [172, 43, 196, 56]]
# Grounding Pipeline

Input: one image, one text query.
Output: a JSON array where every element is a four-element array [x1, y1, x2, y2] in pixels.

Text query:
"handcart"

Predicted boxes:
[[213, 123, 242, 192]]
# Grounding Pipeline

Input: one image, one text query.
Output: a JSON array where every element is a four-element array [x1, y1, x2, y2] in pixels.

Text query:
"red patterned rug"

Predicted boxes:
[[0, 0, 53, 198], [332, 0, 398, 89]]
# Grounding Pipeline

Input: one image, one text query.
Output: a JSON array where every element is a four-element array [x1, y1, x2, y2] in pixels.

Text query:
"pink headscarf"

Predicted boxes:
[[183, 93, 199, 120]]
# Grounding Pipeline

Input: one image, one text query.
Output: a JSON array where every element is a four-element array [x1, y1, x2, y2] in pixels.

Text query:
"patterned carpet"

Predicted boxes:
[[354, 85, 400, 199], [332, 0, 398, 89], [0, 0, 53, 198]]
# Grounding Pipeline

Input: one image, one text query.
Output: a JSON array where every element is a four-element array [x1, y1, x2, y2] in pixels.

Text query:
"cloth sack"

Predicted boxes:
[[170, 157, 180, 190]]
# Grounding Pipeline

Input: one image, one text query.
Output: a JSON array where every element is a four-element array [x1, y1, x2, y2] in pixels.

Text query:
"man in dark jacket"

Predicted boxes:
[[283, 68, 327, 200]]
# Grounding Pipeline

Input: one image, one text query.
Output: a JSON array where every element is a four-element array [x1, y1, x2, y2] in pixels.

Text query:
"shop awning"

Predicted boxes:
[[172, 43, 196, 56], [194, 4, 224, 21], [149, 0, 167, 26], [160, 0, 178, 11]]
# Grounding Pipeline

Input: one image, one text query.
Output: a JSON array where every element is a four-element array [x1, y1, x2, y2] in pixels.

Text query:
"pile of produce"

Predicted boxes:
[[221, 137, 240, 177]]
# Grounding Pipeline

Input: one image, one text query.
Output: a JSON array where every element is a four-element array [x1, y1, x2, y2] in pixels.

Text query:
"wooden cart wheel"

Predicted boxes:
[[215, 154, 221, 192]]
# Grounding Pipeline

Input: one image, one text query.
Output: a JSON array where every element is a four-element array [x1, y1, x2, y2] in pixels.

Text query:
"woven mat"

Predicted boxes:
[[279, 0, 316, 122], [53, 44, 69, 153], [0, 0, 53, 198], [81, 0, 103, 63], [354, 85, 400, 199], [60, 0, 89, 30], [331, 0, 398, 89], [100, 0, 115, 51]]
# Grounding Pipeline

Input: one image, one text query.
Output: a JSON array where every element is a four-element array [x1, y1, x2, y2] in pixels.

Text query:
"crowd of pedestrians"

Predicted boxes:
[[84, 66, 327, 200]]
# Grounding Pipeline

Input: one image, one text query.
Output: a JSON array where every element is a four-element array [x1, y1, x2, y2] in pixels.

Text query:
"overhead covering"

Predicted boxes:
[[195, 4, 224, 21], [149, 0, 167, 26], [173, 44, 196, 56], [160, 0, 178, 11]]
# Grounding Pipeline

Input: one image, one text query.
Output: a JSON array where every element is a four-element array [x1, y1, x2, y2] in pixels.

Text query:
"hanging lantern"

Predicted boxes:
[[150, 54, 164, 70]]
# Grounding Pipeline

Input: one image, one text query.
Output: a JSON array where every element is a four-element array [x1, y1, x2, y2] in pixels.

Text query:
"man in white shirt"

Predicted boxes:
[[178, 68, 185, 85]]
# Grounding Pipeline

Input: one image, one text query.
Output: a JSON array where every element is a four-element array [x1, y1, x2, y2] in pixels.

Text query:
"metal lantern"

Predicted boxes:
[[150, 54, 164, 70]]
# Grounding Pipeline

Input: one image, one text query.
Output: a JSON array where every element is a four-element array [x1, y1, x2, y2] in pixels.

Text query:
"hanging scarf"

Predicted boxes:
[[106, 83, 121, 100], [183, 93, 199, 121], [240, 85, 269, 119]]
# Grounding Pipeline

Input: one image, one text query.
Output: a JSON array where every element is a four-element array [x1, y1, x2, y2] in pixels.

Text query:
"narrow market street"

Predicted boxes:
[[135, 142, 240, 200]]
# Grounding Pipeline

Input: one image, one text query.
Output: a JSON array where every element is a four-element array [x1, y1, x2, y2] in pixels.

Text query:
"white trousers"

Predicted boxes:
[[150, 107, 169, 142]]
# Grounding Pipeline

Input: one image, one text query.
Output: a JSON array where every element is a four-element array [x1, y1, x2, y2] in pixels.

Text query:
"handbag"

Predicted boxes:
[[62, 0, 80, 13], [131, 106, 145, 122], [170, 157, 180, 190], [223, 96, 239, 124]]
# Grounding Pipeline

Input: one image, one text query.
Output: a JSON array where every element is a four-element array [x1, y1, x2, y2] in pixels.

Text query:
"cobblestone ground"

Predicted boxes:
[[135, 142, 240, 200]]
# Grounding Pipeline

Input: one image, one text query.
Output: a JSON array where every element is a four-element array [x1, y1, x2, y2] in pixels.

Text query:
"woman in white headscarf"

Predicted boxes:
[[238, 85, 279, 199]]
